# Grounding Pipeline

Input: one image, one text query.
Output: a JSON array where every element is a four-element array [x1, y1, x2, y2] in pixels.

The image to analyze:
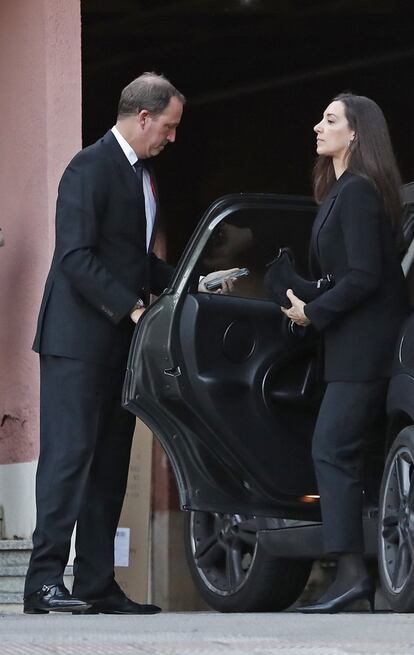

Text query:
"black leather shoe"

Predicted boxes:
[[75, 590, 161, 615], [296, 577, 375, 614], [24, 584, 92, 614]]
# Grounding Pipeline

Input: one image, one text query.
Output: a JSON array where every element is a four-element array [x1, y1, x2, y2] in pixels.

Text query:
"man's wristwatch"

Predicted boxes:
[[131, 298, 145, 311]]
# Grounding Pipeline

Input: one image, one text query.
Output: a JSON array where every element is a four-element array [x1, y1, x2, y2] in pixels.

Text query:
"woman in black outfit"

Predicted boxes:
[[282, 93, 409, 613]]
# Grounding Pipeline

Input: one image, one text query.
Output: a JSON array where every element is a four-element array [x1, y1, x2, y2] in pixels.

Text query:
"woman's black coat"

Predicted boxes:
[[305, 170, 408, 382]]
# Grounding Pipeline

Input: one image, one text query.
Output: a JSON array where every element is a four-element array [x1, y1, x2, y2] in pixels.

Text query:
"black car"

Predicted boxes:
[[123, 182, 414, 613]]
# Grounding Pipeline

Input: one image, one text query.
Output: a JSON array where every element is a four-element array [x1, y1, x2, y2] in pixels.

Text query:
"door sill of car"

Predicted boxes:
[[258, 516, 377, 559]]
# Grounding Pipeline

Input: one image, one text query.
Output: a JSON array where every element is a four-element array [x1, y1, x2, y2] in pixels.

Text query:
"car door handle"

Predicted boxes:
[[268, 360, 315, 404], [164, 366, 182, 377]]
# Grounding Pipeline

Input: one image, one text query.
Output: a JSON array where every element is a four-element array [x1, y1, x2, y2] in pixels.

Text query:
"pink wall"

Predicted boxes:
[[0, 0, 81, 464]]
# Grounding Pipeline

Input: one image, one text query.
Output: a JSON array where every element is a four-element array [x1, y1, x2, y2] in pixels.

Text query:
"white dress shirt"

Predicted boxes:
[[111, 126, 156, 252]]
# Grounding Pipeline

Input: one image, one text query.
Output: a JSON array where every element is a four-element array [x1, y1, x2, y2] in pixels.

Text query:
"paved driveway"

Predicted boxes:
[[1, 608, 414, 654]]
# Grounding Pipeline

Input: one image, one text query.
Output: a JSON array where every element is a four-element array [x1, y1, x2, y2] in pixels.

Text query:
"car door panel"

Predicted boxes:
[[178, 293, 318, 495]]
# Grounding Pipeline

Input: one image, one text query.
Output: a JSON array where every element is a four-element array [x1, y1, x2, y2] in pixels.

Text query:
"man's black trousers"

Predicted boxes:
[[24, 355, 135, 599], [312, 379, 388, 554]]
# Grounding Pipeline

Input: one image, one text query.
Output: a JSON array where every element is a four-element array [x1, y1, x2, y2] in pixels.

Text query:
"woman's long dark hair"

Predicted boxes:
[[313, 93, 403, 244]]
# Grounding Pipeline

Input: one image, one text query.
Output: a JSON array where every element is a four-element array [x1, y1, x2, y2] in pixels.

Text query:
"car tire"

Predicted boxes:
[[378, 425, 414, 612], [184, 510, 312, 612]]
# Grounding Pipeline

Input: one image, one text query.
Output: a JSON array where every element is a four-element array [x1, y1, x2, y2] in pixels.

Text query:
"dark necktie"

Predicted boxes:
[[133, 160, 147, 248]]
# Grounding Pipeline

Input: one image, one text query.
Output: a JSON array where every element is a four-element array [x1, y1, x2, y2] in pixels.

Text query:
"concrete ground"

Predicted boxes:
[[1, 605, 414, 655]]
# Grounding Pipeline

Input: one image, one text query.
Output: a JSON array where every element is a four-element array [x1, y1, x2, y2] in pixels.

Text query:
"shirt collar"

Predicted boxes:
[[111, 126, 138, 167]]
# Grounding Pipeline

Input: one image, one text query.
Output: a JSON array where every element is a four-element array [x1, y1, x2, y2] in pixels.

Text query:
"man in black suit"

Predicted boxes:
[[24, 73, 185, 614]]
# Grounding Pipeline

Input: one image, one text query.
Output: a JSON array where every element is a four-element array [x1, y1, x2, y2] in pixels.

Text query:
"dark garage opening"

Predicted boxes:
[[81, 0, 414, 264]]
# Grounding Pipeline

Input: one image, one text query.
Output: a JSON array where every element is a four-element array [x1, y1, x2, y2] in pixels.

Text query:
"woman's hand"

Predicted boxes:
[[280, 289, 311, 326]]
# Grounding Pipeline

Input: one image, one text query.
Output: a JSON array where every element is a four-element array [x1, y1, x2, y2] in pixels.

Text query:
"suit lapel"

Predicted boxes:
[[146, 162, 159, 253], [101, 131, 141, 202], [310, 170, 351, 260], [101, 131, 160, 252], [101, 131, 148, 249]]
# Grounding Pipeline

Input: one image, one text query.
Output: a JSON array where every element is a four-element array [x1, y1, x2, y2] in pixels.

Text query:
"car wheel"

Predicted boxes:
[[184, 510, 312, 612], [378, 426, 414, 611]]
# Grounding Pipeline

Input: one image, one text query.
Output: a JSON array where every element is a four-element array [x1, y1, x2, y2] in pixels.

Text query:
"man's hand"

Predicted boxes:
[[198, 268, 240, 294], [130, 307, 146, 324], [280, 289, 311, 326]]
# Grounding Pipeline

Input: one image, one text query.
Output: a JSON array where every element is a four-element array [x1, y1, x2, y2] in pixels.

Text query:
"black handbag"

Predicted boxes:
[[263, 247, 334, 308]]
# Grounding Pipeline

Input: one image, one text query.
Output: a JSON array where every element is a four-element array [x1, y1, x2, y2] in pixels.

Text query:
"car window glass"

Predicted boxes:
[[197, 204, 316, 300]]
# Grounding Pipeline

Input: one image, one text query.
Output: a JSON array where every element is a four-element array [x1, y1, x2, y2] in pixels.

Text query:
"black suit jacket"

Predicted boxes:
[[33, 131, 174, 368], [305, 171, 408, 381]]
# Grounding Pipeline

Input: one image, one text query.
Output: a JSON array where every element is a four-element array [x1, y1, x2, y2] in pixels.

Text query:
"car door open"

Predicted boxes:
[[123, 193, 322, 520]]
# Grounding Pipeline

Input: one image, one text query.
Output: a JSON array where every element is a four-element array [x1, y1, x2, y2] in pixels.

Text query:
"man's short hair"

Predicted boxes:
[[117, 72, 185, 119]]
